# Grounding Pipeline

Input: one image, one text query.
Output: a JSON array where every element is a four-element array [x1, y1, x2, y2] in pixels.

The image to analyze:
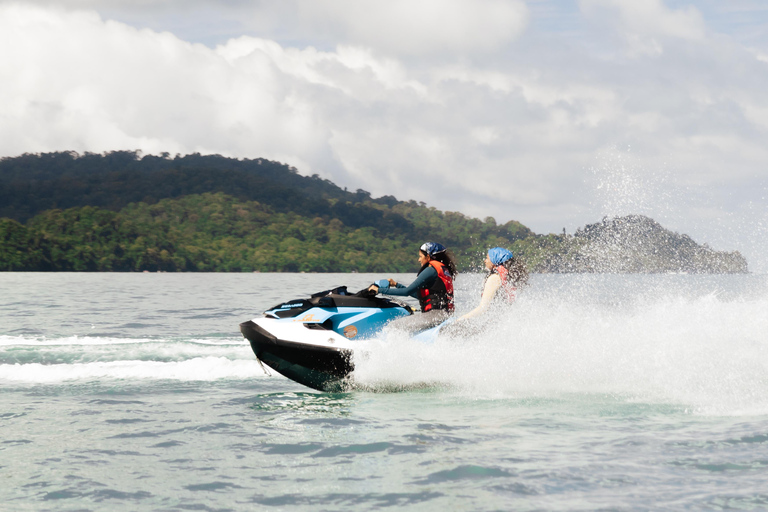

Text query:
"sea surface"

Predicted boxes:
[[2, 272, 768, 511]]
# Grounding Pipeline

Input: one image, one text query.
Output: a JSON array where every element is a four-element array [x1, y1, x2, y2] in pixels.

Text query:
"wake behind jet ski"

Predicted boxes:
[[240, 286, 416, 391]]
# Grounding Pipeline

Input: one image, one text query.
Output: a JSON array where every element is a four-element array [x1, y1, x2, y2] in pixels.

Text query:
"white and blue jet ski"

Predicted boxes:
[[240, 285, 423, 391]]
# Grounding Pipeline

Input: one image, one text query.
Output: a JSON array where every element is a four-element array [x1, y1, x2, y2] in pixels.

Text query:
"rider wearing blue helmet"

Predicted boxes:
[[369, 242, 458, 334]]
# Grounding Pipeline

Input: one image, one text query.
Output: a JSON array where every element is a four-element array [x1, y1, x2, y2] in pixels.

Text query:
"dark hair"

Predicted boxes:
[[421, 248, 459, 278], [502, 257, 528, 287]]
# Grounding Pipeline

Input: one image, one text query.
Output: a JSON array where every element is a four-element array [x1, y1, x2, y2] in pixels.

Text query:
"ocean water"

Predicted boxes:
[[2, 272, 768, 511]]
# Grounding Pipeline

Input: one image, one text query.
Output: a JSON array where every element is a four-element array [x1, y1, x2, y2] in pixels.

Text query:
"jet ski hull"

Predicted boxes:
[[240, 320, 353, 391]]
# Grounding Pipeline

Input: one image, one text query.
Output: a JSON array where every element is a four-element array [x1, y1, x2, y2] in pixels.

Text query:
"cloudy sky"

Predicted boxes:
[[2, 0, 768, 270]]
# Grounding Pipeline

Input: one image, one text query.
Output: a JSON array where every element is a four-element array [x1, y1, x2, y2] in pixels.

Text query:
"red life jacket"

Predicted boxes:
[[418, 260, 454, 312], [489, 264, 517, 303]]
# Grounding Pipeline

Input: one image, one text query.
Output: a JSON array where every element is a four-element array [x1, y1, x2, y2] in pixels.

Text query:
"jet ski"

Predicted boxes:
[[240, 285, 417, 392]]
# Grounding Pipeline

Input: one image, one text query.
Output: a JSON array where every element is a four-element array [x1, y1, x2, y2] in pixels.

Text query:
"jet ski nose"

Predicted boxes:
[[240, 320, 276, 348]]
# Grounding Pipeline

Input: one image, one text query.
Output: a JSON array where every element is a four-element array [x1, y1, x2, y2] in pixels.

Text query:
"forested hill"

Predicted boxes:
[[0, 151, 415, 233], [0, 151, 532, 272], [0, 151, 748, 273]]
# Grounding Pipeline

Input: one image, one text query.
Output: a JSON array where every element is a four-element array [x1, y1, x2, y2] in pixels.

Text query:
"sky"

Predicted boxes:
[[2, 0, 767, 270]]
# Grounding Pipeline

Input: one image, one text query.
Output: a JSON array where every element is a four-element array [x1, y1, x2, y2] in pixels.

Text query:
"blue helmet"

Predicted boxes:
[[420, 242, 447, 256], [488, 247, 513, 266]]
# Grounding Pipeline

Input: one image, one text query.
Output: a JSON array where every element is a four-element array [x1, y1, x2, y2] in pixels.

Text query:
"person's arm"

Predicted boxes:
[[458, 274, 501, 321], [380, 267, 437, 299]]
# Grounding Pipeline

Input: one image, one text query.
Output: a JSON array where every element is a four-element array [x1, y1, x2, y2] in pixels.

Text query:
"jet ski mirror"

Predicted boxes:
[[354, 287, 378, 298], [311, 286, 348, 298]]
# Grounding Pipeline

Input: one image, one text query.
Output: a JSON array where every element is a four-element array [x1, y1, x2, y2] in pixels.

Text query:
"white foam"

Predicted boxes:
[[0, 335, 256, 368], [353, 289, 768, 416], [0, 335, 244, 347], [0, 357, 267, 383]]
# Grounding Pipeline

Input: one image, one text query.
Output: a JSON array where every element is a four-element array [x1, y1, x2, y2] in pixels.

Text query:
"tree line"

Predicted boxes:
[[0, 192, 531, 272]]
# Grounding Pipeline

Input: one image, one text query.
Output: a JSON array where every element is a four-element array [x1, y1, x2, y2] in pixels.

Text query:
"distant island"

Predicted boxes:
[[0, 151, 748, 273], [527, 215, 748, 274]]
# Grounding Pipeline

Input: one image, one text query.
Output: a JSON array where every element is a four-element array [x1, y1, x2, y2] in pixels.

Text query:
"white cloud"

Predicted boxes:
[[217, 37, 428, 99], [294, 0, 530, 57], [5, 0, 530, 58], [0, 4, 330, 167], [580, 0, 706, 55]]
